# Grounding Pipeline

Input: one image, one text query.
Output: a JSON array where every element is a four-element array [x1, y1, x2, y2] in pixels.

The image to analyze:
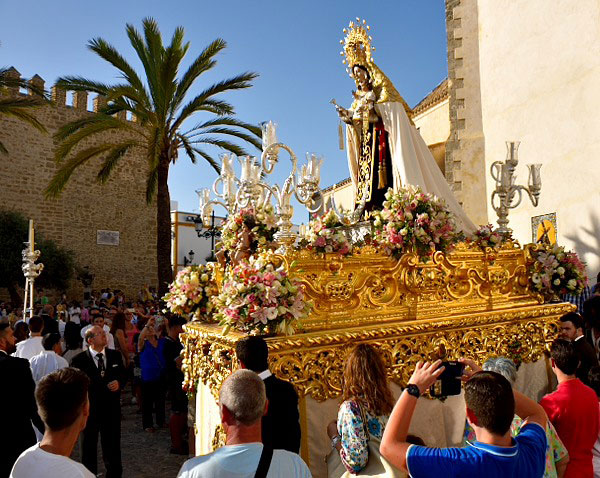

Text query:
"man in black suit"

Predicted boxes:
[[236, 336, 301, 453], [72, 325, 126, 478], [0, 323, 45, 477], [40, 304, 59, 336], [560, 311, 599, 385]]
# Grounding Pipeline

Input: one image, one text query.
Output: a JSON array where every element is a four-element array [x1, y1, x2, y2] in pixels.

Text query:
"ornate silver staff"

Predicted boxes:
[[22, 220, 44, 320]]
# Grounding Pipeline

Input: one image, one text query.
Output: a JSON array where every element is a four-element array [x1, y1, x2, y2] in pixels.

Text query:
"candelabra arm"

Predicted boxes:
[[507, 186, 524, 210], [261, 143, 297, 175], [490, 161, 503, 184], [522, 186, 541, 207]]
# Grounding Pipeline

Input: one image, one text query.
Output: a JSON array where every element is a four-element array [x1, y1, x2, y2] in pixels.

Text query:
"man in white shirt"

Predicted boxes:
[[177, 369, 311, 478], [10, 367, 95, 477], [80, 315, 114, 350], [14, 316, 44, 360], [30, 333, 69, 384]]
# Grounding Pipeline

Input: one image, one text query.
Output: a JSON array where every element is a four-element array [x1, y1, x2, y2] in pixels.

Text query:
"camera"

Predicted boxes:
[[429, 361, 465, 397]]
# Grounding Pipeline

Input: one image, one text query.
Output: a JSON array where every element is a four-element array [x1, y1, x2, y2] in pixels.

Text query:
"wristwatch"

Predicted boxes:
[[405, 384, 421, 399], [331, 435, 342, 449]]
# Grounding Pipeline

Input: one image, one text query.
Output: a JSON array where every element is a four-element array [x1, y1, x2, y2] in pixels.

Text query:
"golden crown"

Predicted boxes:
[[340, 18, 375, 72]]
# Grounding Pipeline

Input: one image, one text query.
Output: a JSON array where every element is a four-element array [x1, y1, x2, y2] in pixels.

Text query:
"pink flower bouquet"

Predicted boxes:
[[371, 186, 462, 260], [163, 264, 218, 322], [298, 210, 352, 256], [529, 244, 588, 299], [214, 253, 312, 335], [219, 204, 278, 255], [467, 224, 508, 250]]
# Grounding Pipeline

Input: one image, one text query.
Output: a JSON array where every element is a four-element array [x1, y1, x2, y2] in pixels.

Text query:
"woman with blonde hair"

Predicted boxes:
[[327, 343, 404, 477]]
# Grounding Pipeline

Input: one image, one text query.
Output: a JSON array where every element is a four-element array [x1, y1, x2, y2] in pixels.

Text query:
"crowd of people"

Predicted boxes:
[[1, 290, 600, 477], [0, 287, 189, 478]]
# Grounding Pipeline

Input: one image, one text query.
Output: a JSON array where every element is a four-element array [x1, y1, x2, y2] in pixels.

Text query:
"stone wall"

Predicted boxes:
[[445, 0, 488, 225], [0, 68, 157, 299]]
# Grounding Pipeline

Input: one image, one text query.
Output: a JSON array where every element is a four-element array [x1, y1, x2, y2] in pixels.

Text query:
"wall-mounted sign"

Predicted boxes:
[[531, 213, 557, 245], [97, 230, 120, 246]]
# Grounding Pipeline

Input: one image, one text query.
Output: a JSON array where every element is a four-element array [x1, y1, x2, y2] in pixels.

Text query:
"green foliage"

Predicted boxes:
[[0, 210, 76, 293]]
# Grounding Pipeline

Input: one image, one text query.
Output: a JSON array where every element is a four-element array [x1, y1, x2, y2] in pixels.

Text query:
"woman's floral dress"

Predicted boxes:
[[337, 400, 389, 473]]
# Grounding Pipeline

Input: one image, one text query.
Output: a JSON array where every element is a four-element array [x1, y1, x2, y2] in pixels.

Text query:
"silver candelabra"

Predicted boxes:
[[490, 141, 542, 235], [197, 121, 326, 253]]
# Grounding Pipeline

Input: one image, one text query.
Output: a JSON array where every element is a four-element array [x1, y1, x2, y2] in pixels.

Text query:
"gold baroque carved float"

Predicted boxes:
[[182, 241, 572, 402]]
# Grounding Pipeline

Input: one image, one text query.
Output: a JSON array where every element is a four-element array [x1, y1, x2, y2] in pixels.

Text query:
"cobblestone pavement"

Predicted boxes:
[[72, 400, 189, 477]]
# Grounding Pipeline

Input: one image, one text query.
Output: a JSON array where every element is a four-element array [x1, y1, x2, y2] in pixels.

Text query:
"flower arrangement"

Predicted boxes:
[[298, 209, 352, 256], [370, 186, 462, 260], [163, 264, 218, 322], [529, 244, 588, 299], [214, 253, 312, 335], [219, 204, 278, 255], [467, 224, 508, 250]]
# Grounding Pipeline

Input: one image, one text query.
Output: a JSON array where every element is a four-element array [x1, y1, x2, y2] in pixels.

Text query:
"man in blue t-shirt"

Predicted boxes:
[[380, 359, 547, 477]]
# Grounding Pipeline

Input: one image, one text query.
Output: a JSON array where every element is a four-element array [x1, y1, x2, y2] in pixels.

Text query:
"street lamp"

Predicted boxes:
[[186, 210, 222, 262], [183, 250, 195, 266]]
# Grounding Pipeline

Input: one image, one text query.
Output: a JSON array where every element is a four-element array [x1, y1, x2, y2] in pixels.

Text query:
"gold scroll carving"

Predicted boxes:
[[182, 241, 572, 403]]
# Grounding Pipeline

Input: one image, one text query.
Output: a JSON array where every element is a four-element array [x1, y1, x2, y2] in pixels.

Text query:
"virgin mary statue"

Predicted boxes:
[[333, 19, 475, 233]]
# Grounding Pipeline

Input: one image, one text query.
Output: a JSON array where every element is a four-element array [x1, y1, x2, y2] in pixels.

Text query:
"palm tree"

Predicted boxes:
[[0, 67, 49, 153], [45, 18, 262, 296]]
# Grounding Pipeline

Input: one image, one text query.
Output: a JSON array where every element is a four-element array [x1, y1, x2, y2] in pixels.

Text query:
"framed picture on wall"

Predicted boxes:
[[531, 213, 557, 245]]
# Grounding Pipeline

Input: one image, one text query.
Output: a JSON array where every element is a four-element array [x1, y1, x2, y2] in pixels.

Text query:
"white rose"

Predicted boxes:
[[556, 267, 565, 275], [567, 279, 577, 289], [553, 279, 561, 286]]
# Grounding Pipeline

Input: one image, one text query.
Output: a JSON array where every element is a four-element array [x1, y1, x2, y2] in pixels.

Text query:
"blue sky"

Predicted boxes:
[[0, 0, 447, 223]]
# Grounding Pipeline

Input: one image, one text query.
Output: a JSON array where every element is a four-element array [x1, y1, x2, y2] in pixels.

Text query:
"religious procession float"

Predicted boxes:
[[166, 20, 587, 476]]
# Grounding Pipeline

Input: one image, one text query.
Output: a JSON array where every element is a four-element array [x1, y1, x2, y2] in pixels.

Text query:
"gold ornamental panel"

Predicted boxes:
[[183, 302, 570, 402], [182, 242, 572, 402]]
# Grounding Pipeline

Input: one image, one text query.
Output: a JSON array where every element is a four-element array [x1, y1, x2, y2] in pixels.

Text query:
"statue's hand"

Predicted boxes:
[[335, 106, 351, 122]]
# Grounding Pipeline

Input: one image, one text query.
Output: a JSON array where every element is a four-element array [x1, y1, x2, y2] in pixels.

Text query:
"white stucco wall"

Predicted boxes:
[[477, 0, 600, 276], [413, 98, 450, 147]]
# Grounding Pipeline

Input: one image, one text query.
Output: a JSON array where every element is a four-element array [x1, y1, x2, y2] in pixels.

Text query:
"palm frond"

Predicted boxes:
[[97, 141, 139, 183], [125, 23, 158, 107], [191, 147, 220, 173], [183, 116, 262, 138], [159, 26, 187, 121], [171, 38, 226, 114], [0, 98, 47, 132], [54, 115, 140, 163], [188, 137, 249, 157], [186, 126, 261, 150], [87, 37, 146, 95], [55, 76, 111, 95], [196, 99, 235, 116], [145, 165, 158, 204], [171, 72, 257, 132], [146, 126, 162, 170], [45, 144, 114, 198], [178, 134, 197, 164]]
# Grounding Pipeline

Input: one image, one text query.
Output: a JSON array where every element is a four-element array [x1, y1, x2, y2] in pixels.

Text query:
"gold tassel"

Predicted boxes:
[[338, 121, 344, 150], [379, 161, 387, 189]]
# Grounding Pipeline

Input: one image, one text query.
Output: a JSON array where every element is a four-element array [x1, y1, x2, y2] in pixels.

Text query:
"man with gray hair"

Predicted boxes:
[[178, 369, 311, 477]]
